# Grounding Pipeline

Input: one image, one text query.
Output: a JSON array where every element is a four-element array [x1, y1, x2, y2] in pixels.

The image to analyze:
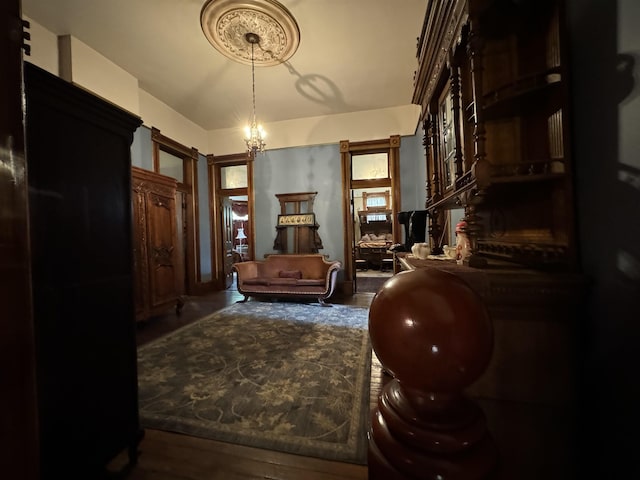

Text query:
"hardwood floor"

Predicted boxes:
[[107, 280, 379, 479], [107, 278, 575, 479]]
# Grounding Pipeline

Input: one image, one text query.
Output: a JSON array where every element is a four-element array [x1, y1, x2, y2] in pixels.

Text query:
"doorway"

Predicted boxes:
[[352, 188, 394, 293], [207, 153, 254, 290], [340, 136, 402, 295]]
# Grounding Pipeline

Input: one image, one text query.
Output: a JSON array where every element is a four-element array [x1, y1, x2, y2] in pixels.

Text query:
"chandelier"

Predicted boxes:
[[244, 33, 266, 156], [200, 0, 301, 156]]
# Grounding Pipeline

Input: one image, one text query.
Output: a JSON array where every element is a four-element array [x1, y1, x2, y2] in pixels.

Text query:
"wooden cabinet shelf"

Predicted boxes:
[[482, 71, 562, 120], [477, 240, 569, 268], [488, 160, 566, 183]]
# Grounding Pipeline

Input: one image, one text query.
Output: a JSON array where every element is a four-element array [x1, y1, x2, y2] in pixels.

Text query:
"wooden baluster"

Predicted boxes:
[[467, 20, 490, 190], [428, 207, 444, 256], [425, 112, 445, 255], [454, 189, 488, 269], [368, 268, 497, 479], [450, 54, 464, 182], [423, 117, 431, 203], [427, 111, 441, 203]]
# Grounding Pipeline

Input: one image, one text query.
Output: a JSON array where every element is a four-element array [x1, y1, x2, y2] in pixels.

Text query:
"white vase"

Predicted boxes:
[[411, 242, 430, 260]]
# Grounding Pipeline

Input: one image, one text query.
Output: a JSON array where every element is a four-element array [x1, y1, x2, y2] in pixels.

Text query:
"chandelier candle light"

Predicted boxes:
[[244, 33, 266, 156]]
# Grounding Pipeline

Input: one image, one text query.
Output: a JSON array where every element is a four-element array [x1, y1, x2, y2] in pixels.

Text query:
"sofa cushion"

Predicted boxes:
[[295, 279, 326, 286], [279, 269, 303, 279], [243, 278, 270, 286], [244, 277, 302, 286], [267, 277, 300, 286]]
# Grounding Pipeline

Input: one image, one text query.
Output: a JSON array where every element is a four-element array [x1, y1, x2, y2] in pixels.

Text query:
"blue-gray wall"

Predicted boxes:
[[131, 126, 424, 280], [399, 132, 426, 211], [131, 126, 152, 170], [253, 143, 344, 261], [252, 133, 425, 265], [197, 152, 212, 281]]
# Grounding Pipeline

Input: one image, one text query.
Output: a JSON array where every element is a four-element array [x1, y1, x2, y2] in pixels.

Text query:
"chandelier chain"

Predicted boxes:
[[251, 41, 257, 124], [244, 33, 266, 156]]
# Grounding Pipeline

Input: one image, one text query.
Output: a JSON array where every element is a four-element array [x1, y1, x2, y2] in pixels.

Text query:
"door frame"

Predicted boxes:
[[151, 127, 200, 294], [207, 152, 255, 289], [340, 136, 402, 295]]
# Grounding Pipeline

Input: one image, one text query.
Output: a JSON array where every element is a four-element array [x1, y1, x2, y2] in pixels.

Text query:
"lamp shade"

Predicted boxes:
[[236, 228, 247, 240]]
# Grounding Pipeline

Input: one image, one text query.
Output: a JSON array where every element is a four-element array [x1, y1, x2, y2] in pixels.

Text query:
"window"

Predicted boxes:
[[438, 83, 455, 189], [158, 150, 184, 182], [220, 165, 248, 189], [362, 191, 391, 222], [352, 153, 389, 180]]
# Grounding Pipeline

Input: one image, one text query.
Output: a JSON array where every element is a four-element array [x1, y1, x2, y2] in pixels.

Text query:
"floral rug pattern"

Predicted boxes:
[[137, 301, 372, 464]]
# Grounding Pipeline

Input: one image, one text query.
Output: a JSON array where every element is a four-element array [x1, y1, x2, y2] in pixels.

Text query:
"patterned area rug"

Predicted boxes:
[[137, 301, 372, 464]]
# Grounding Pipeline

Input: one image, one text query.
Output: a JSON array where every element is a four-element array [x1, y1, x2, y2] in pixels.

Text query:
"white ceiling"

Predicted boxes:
[[21, 0, 428, 132]]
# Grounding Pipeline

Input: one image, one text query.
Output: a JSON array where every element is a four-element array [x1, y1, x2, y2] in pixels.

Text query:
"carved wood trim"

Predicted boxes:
[[413, 0, 469, 111], [208, 151, 255, 288]]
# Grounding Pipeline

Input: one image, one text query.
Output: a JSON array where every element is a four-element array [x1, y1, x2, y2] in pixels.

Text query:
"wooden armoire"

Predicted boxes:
[[24, 62, 142, 478], [131, 166, 184, 322]]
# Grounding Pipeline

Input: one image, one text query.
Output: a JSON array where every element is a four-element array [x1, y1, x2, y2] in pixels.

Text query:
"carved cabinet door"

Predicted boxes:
[[145, 187, 179, 309], [132, 187, 148, 317], [132, 166, 180, 321]]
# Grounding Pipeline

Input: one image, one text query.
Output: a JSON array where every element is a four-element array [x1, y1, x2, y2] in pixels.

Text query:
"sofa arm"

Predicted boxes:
[[323, 261, 341, 298], [325, 261, 341, 279], [233, 261, 260, 279]]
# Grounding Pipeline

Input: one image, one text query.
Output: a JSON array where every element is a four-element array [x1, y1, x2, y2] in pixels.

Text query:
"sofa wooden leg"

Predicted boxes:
[[236, 295, 249, 303], [318, 298, 332, 307]]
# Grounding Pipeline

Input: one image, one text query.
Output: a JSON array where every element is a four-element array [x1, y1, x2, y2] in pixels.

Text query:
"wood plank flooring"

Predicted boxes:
[[106, 278, 575, 479]]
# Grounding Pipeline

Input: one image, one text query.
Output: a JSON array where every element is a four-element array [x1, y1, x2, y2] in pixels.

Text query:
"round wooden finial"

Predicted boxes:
[[368, 268, 497, 479]]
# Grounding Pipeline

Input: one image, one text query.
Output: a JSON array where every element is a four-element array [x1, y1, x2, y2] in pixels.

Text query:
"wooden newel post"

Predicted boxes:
[[368, 268, 497, 479]]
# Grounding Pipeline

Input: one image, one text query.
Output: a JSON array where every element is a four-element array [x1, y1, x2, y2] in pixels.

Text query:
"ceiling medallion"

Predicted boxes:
[[200, 0, 300, 66]]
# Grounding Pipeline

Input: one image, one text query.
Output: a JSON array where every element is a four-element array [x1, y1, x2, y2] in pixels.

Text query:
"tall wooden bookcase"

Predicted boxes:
[[415, 0, 575, 270], [409, 0, 586, 434], [24, 62, 143, 478]]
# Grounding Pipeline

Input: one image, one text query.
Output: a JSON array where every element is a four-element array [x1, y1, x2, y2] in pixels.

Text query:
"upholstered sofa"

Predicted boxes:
[[233, 254, 341, 306]]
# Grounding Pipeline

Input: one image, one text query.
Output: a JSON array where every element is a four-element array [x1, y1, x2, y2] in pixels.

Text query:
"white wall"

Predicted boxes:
[[207, 104, 421, 155], [24, 20, 209, 152], [138, 90, 208, 153], [23, 16, 57, 74], [24, 19, 421, 158], [58, 34, 140, 117]]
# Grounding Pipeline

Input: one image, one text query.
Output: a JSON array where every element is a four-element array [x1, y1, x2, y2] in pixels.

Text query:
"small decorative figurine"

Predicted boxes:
[[455, 220, 471, 265]]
